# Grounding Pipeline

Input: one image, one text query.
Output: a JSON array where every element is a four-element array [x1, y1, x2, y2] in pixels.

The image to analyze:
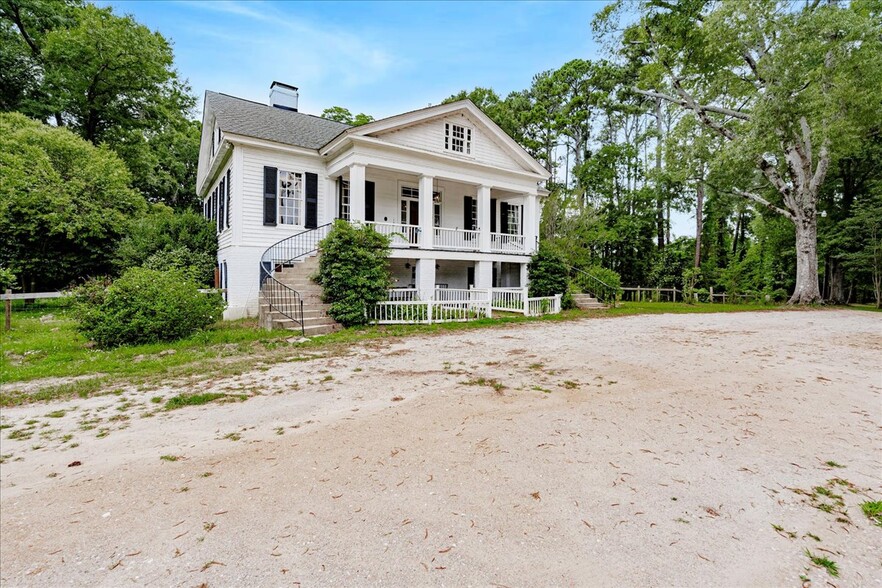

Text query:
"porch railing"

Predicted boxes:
[[434, 227, 480, 251], [365, 221, 419, 247], [368, 288, 491, 324], [526, 294, 562, 317], [490, 232, 526, 253], [491, 287, 526, 312]]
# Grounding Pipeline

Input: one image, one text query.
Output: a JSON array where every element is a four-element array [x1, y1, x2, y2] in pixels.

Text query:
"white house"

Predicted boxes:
[[197, 82, 551, 324]]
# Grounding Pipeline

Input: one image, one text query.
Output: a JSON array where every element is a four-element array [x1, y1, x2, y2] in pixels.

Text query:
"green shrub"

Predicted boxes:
[[315, 221, 391, 327], [73, 267, 225, 348], [143, 246, 216, 284], [528, 245, 569, 295]]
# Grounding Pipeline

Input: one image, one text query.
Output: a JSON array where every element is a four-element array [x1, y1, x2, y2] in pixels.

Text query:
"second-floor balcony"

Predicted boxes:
[[363, 221, 527, 254]]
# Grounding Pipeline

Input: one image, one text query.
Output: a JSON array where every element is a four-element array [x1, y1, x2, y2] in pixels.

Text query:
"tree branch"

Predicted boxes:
[[632, 88, 751, 121], [732, 189, 795, 221]]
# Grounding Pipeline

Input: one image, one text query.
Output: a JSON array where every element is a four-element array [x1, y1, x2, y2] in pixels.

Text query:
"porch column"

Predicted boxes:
[[418, 175, 434, 249], [520, 263, 529, 289], [475, 260, 493, 290], [349, 163, 366, 223], [524, 193, 538, 254], [415, 258, 436, 301], [477, 185, 491, 252], [324, 176, 336, 223]]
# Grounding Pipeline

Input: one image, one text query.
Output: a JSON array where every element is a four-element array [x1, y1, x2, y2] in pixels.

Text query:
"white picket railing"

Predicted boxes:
[[491, 287, 527, 312], [490, 232, 526, 254], [434, 227, 480, 251], [368, 288, 491, 324], [365, 221, 419, 247], [526, 294, 562, 317], [386, 288, 419, 301]]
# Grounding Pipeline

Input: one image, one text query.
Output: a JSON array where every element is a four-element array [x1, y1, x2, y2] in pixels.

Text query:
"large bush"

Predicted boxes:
[[73, 267, 224, 348], [528, 244, 570, 300], [114, 204, 217, 285], [315, 221, 391, 327]]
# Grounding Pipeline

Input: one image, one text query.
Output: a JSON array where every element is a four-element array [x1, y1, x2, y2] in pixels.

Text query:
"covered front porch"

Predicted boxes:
[[328, 164, 539, 256]]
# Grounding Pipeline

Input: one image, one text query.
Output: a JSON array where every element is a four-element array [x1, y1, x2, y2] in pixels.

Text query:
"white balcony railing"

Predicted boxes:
[[365, 221, 419, 247], [490, 232, 526, 254], [434, 227, 480, 251]]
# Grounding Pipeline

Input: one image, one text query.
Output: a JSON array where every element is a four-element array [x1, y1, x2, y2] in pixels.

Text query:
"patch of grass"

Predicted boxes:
[[274, 427, 284, 435], [824, 460, 845, 468], [150, 396, 164, 404], [462, 377, 505, 394], [804, 549, 839, 577], [221, 432, 241, 441], [771, 523, 797, 539], [45, 410, 66, 418], [861, 500, 882, 527], [7, 429, 33, 441], [532, 386, 551, 393], [561, 380, 579, 389], [804, 532, 821, 542], [200, 472, 213, 478], [163, 393, 227, 411], [160, 455, 181, 462], [0, 423, 11, 430]]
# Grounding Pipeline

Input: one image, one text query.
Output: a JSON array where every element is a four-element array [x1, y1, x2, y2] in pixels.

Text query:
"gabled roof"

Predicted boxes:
[[204, 91, 350, 150], [321, 100, 550, 178]]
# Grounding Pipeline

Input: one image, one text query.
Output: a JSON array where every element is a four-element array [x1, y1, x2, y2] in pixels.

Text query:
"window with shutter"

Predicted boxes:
[[218, 178, 225, 233], [263, 166, 278, 225]]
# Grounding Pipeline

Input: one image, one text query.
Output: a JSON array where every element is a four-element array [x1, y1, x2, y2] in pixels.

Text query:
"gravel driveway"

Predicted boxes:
[[1, 309, 880, 586]]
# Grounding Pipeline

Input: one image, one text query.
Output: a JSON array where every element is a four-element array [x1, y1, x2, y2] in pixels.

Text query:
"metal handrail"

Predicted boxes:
[[259, 223, 334, 334], [566, 264, 620, 308]]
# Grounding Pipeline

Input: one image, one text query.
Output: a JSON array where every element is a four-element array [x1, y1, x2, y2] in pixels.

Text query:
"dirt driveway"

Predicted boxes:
[[1, 310, 880, 586]]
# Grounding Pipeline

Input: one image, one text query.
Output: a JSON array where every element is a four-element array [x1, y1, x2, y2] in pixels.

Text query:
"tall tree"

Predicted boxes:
[[609, 0, 882, 303]]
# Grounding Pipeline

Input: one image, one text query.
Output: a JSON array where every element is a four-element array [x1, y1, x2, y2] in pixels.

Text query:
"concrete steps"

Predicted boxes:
[[572, 293, 607, 310], [259, 253, 341, 335]]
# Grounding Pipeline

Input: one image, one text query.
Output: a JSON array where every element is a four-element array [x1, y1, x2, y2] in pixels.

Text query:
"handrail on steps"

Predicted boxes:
[[259, 223, 334, 335], [566, 264, 620, 308]]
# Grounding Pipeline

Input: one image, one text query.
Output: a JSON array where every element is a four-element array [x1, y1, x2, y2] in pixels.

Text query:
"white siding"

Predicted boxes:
[[239, 145, 328, 248], [372, 113, 527, 173]]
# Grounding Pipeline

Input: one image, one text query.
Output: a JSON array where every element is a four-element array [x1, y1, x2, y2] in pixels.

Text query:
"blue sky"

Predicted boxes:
[[105, 1, 608, 118]]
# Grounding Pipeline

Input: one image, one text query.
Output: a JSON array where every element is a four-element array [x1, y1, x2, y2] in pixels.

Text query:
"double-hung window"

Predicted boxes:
[[444, 123, 471, 154], [278, 170, 303, 225], [507, 204, 522, 235], [339, 180, 350, 221]]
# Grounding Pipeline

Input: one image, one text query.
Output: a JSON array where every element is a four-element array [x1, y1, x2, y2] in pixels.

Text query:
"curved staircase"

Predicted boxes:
[[259, 224, 341, 336]]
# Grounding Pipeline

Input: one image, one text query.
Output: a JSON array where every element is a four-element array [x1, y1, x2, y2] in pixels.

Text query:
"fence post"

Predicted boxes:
[[5, 289, 11, 332], [522, 286, 529, 314], [428, 300, 433, 324], [709, 286, 714, 302]]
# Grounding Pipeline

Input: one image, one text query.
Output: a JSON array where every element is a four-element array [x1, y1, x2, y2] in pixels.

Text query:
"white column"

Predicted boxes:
[[416, 258, 436, 301], [477, 185, 491, 252], [324, 176, 336, 223], [475, 260, 493, 290], [349, 164, 365, 223], [524, 193, 538, 254], [520, 262, 529, 289], [418, 175, 434, 249]]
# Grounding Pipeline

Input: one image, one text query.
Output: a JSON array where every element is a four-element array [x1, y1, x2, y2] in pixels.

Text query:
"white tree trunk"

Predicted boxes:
[[789, 214, 822, 304]]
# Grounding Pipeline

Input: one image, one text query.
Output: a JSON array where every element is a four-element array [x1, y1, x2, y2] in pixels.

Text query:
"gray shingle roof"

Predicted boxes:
[[205, 91, 350, 150]]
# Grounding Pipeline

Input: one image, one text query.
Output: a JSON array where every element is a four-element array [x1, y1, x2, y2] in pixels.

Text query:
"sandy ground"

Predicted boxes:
[[1, 309, 880, 587]]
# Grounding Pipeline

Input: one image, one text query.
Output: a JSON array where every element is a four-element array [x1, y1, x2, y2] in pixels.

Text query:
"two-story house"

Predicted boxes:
[[198, 82, 550, 325]]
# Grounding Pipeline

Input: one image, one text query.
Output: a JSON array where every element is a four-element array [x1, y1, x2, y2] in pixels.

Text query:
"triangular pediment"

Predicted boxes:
[[326, 101, 547, 177]]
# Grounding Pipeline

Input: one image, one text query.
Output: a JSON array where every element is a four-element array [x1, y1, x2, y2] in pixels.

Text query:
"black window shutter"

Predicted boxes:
[[226, 169, 231, 228], [212, 188, 217, 222], [365, 181, 375, 222], [500, 202, 509, 235], [463, 196, 474, 230], [305, 172, 318, 229], [490, 198, 497, 233], [263, 166, 277, 226], [218, 178, 225, 232], [520, 205, 524, 236]]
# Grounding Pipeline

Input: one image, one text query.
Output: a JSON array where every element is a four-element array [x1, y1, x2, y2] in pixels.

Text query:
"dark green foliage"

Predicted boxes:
[[0, 112, 146, 291], [316, 221, 391, 327], [114, 204, 217, 285], [528, 245, 571, 307], [73, 267, 224, 348]]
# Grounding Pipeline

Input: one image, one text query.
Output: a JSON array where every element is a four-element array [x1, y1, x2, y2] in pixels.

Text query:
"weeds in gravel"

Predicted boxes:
[[462, 377, 505, 394], [804, 549, 839, 577], [861, 501, 882, 526], [160, 455, 181, 462], [164, 393, 228, 411], [824, 460, 845, 468], [772, 524, 797, 539]]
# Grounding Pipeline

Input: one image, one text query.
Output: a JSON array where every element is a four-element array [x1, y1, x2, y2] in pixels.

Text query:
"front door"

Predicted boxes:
[[401, 199, 419, 226]]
